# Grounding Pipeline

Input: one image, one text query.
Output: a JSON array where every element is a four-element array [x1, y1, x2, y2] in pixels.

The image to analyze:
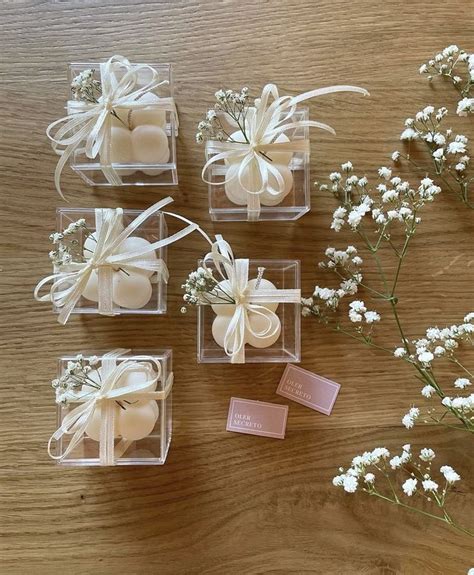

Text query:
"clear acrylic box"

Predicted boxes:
[[206, 109, 310, 222], [67, 62, 178, 187], [55, 208, 167, 315], [53, 350, 172, 466], [197, 259, 301, 363]]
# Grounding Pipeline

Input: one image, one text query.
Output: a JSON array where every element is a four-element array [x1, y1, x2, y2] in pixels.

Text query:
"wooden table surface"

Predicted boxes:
[[1, 1, 473, 573]]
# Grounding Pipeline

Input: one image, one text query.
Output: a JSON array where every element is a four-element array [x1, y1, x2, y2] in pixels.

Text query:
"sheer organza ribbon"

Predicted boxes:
[[34, 197, 198, 324], [202, 83, 369, 219], [48, 349, 173, 466], [203, 235, 300, 363], [47, 54, 178, 198]]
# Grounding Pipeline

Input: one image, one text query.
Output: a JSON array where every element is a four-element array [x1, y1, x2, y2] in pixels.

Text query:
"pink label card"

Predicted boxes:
[[226, 397, 288, 439], [276, 364, 340, 415]]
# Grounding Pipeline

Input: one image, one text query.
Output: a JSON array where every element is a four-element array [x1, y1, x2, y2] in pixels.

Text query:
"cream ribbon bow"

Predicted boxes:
[[47, 54, 178, 198], [203, 235, 300, 363], [202, 83, 369, 219], [34, 197, 199, 324], [48, 349, 173, 466]]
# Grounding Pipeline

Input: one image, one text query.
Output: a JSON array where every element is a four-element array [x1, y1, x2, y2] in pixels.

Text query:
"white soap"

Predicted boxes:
[[82, 270, 99, 302], [142, 144, 170, 176], [112, 271, 152, 309], [226, 130, 293, 166], [131, 125, 168, 164], [83, 232, 97, 260], [130, 92, 166, 129], [224, 162, 293, 206], [246, 311, 281, 348], [116, 401, 159, 440], [210, 279, 238, 315], [211, 277, 280, 350], [212, 314, 235, 349], [114, 236, 157, 278], [211, 278, 279, 316], [110, 127, 133, 164]]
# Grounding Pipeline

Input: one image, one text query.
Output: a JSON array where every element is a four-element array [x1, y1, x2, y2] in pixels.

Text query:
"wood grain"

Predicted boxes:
[[1, 1, 473, 573]]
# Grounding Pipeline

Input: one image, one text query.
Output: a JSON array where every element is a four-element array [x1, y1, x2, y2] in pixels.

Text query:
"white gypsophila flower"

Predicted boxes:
[[440, 465, 461, 483], [447, 140, 467, 155], [350, 300, 366, 313], [467, 569, 474, 575], [400, 127, 418, 141], [422, 479, 439, 492], [464, 312, 474, 322], [364, 311, 381, 324], [343, 475, 358, 493], [418, 350, 434, 364], [402, 478, 417, 496], [421, 385, 436, 398], [364, 473, 375, 484], [457, 98, 474, 116], [378, 166, 392, 180], [332, 475, 345, 487], [349, 310, 363, 323], [402, 407, 420, 429], [419, 448, 435, 462], [433, 133, 446, 145], [394, 347, 407, 358], [389, 455, 403, 469], [454, 377, 471, 389], [392, 150, 401, 161], [329, 172, 342, 182], [455, 162, 466, 171], [432, 148, 444, 159], [341, 161, 353, 172]]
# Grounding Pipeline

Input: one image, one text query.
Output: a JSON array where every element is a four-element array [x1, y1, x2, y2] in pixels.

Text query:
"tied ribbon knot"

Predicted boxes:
[[202, 83, 369, 220], [48, 349, 173, 466], [204, 236, 301, 363], [47, 54, 179, 198], [34, 196, 199, 324]]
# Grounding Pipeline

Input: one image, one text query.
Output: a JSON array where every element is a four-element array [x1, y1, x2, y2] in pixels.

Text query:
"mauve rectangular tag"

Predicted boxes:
[[276, 364, 340, 415], [226, 397, 288, 439]]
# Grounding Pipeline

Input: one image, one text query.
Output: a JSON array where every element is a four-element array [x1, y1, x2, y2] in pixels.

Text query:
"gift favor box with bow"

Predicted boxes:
[[185, 237, 301, 363], [197, 258, 301, 363], [49, 349, 173, 466], [204, 106, 310, 223], [48, 56, 178, 196], [198, 83, 369, 222], [42, 206, 168, 319]]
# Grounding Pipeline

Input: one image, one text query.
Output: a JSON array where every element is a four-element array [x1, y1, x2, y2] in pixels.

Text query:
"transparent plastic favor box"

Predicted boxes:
[[55, 208, 167, 316], [54, 350, 172, 466], [68, 62, 178, 186], [206, 109, 310, 222], [198, 260, 301, 363]]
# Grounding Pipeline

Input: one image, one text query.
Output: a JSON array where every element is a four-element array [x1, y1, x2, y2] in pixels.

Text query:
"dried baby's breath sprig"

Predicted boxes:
[[196, 87, 250, 143], [396, 105, 473, 208], [71, 69, 103, 103], [49, 218, 88, 266], [52, 354, 100, 405], [70, 69, 128, 128], [419, 45, 473, 111], [333, 444, 472, 536], [396, 312, 474, 434], [181, 266, 235, 311]]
